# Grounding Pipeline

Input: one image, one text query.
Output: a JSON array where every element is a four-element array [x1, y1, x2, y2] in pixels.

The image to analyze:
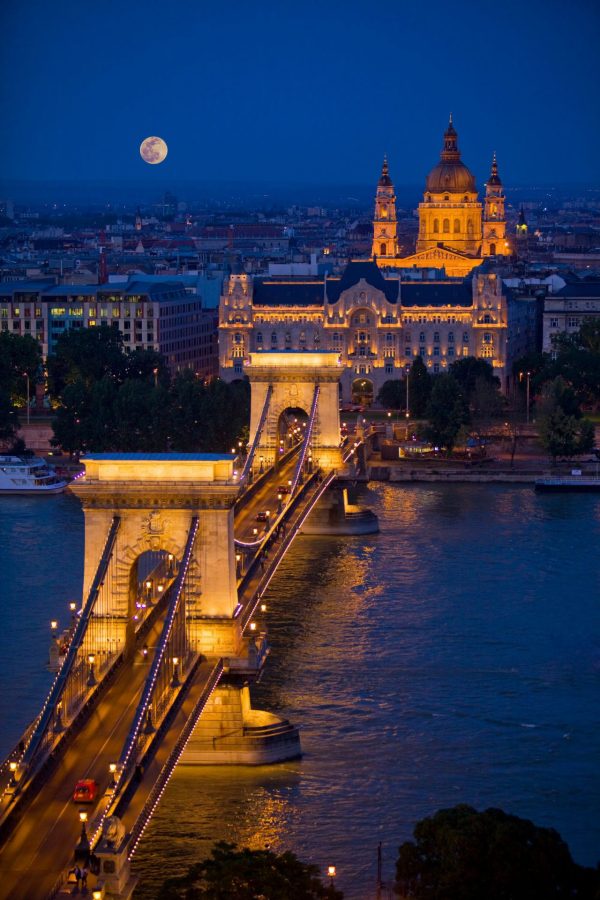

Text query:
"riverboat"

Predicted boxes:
[[0, 455, 69, 494], [534, 474, 600, 493]]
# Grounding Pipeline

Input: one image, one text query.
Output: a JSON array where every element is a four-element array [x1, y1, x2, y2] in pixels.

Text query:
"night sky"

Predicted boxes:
[[1, 0, 599, 189]]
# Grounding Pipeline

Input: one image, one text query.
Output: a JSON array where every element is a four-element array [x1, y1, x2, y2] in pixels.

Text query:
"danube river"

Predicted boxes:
[[1, 484, 598, 898]]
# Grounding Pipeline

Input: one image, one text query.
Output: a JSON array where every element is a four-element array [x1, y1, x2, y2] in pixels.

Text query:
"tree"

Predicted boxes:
[[377, 379, 405, 410], [0, 332, 42, 404], [449, 356, 499, 396], [422, 375, 468, 453], [47, 324, 126, 396], [537, 376, 595, 460], [0, 390, 19, 445], [395, 805, 599, 900], [407, 357, 432, 417], [157, 841, 343, 899]]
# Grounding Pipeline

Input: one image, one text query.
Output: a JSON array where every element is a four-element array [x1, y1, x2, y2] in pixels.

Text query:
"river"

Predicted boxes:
[[0, 484, 598, 898]]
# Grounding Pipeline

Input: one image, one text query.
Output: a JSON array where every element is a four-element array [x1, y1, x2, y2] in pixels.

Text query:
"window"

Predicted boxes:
[[454, 218, 460, 233], [443, 218, 450, 233], [433, 346, 440, 356], [419, 346, 426, 357], [483, 314, 491, 324], [444, 195, 449, 201], [386, 333, 393, 343], [550, 317, 559, 328], [483, 332, 492, 344], [433, 219, 439, 234], [256, 331, 263, 344], [380, 242, 387, 256], [482, 346, 493, 358], [434, 332, 440, 342], [405, 347, 411, 356], [567, 317, 579, 328], [285, 331, 291, 345], [385, 362, 394, 375], [433, 363, 440, 374], [463, 332, 469, 343], [448, 331, 454, 342], [234, 332, 242, 344], [271, 331, 277, 345], [448, 346, 455, 357], [419, 331, 425, 342], [467, 219, 474, 237]]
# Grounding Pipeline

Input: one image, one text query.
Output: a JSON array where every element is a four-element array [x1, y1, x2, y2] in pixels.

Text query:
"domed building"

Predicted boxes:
[[372, 116, 510, 277]]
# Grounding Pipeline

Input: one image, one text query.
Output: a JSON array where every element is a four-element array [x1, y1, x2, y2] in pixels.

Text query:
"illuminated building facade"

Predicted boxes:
[[219, 260, 535, 400], [375, 117, 510, 277]]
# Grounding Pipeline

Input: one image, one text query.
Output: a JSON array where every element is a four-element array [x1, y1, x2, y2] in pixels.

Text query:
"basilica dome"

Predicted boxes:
[[425, 116, 476, 194]]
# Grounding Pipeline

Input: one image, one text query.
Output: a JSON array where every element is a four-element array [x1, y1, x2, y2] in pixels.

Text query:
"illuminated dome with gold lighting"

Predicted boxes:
[[425, 115, 477, 194]]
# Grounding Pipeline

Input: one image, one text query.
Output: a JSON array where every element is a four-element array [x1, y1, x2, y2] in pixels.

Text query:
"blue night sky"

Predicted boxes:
[[1, 0, 599, 190]]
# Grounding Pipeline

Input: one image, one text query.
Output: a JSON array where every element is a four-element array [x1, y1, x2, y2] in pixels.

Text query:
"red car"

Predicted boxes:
[[73, 778, 98, 803]]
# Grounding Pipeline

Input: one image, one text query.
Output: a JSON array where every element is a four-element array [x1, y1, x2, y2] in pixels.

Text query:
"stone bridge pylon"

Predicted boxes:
[[246, 350, 344, 472]]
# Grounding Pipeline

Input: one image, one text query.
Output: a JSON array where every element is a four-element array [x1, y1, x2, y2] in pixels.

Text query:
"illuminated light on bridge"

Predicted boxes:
[[0, 360, 379, 897]]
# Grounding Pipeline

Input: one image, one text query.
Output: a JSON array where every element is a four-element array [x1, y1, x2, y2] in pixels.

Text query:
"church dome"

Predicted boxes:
[[425, 116, 476, 194]]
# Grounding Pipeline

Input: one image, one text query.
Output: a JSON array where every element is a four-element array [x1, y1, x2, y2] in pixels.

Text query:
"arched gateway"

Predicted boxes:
[[72, 454, 241, 657], [246, 350, 344, 472]]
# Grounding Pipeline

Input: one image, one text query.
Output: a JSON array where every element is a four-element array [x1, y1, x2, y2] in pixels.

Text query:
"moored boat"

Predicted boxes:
[[0, 455, 69, 494]]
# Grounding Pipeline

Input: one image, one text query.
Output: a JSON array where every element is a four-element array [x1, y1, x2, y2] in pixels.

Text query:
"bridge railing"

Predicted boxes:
[[114, 517, 199, 795], [126, 659, 224, 860], [240, 384, 272, 485], [290, 385, 319, 495]]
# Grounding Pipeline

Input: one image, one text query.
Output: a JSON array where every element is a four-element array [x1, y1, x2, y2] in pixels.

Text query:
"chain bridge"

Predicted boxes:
[[0, 352, 378, 900]]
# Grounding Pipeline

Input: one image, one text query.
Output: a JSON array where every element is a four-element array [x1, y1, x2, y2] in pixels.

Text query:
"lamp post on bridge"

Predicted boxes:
[[87, 654, 97, 687], [74, 810, 90, 869], [171, 656, 180, 687]]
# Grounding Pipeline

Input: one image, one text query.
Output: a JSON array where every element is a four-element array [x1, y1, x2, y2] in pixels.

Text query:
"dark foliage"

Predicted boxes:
[[395, 805, 600, 900], [157, 841, 343, 900]]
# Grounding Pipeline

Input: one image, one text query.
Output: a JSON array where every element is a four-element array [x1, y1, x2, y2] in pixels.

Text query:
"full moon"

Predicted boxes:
[[140, 136, 168, 165]]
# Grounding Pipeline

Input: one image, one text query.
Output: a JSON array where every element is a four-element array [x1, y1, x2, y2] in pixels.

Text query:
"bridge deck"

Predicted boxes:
[[0, 451, 336, 898]]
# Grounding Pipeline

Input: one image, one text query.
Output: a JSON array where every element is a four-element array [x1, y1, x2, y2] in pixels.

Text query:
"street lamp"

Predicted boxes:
[[172, 656, 180, 687], [8, 761, 17, 787], [277, 492, 283, 512], [23, 371, 30, 426], [526, 370, 531, 425], [168, 553, 174, 576], [145, 579, 153, 603], [327, 865, 336, 888], [157, 583, 164, 599], [259, 455, 265, 474], [75, 809, 90, 867], [87, 654, 96, 687], [69, 602, 77, 628], [109, 762, 117, 788]]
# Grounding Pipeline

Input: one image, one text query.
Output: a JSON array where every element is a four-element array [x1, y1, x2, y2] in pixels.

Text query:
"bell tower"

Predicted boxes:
[[372, 156, 398, 259], [482, 153, 508, 257]]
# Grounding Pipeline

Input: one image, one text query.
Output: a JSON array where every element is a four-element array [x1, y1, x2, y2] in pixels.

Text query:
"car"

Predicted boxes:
[[73, 778, 99, 803], [255, 511, 268, 522], [278, 484, 292, 494]]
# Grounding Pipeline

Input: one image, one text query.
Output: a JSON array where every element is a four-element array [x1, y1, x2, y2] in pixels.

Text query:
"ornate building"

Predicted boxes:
[[219, 260, 535, 401], [375, 117, 510, 277]]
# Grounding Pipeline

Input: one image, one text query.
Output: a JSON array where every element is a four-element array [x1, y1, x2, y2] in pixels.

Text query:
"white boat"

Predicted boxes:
[[0, 455, 69, 494]]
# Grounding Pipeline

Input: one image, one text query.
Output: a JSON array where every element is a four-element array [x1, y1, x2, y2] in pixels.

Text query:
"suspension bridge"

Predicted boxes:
[[0, 351, 377, 900]]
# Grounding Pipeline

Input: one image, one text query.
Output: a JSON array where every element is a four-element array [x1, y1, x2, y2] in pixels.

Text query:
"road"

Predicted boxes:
[[0, 455, 304, 898]]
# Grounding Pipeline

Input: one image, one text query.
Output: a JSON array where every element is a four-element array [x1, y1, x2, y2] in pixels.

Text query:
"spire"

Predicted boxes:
[[378, 154, 392, 187], [441, 115, 459, 160], [488, 151, 502, 186]]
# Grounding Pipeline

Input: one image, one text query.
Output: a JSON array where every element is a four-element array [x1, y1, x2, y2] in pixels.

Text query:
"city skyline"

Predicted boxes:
[[2, 0, 600, 190]]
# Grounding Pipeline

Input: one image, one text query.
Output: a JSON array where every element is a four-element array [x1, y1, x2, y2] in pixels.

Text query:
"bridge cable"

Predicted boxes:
[[20, 516, 121, 774]]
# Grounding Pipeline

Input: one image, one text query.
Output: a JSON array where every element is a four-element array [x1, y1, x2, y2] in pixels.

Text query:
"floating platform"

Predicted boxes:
[[534, 475, 600, 492]]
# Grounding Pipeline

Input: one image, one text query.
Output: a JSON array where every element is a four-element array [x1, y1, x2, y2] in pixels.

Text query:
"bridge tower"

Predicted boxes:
[[71, 454, 242, 659], [246, 350, 344, 472]]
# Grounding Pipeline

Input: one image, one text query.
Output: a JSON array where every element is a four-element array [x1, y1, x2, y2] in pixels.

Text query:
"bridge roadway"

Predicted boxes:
[[0, 453, 306, 900]]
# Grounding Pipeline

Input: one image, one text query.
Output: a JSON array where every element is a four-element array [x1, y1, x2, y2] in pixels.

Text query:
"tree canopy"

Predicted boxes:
[[422, 374, 469, 453], [157, 841, 343, 900], [395, 805, 599, 900]]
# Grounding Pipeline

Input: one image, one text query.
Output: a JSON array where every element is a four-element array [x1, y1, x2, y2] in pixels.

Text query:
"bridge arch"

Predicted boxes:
[[246, 351, 343, 472]]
